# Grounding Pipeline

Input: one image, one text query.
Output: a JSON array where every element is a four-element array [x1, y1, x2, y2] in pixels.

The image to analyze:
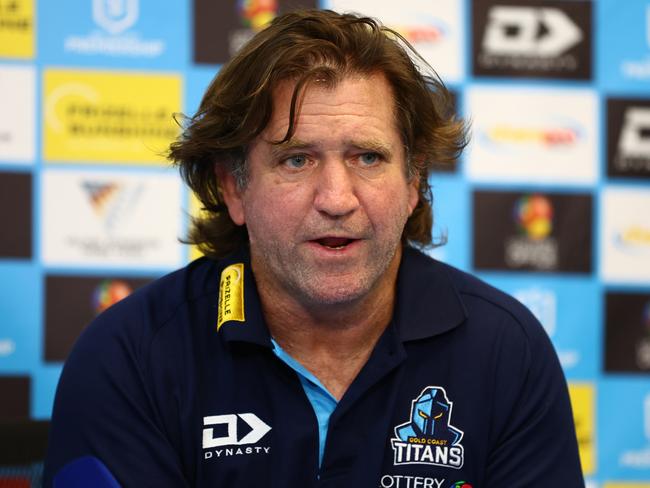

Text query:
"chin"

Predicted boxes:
[[299, 280, 375, 307]]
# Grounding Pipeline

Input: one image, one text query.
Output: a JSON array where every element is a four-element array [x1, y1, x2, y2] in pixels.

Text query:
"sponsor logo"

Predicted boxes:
[[601, 189, 650, 281], [505, 194, 558, 270], [202, 413, 271, 459], [609, 100, 650, 177], [93, 0, 138, 34], [391, 386, 464, 469], [81, 180, 141, 230], [238, 0, 276, 31], [42, 170, 182, 267], [618, 107, 650, 167], [92, 279, 133, 314], [480, 123, 580, 149], [43, 70, 180, 163], [514, 194, 552, 240], [217, 263, 245, 330], [474, 1, 591, 79], [451, 482, 473, 488], [80, 179, 143, 235], [474, 191, 592, 273], [64, 0, 165, 58], [483, 6, 581, 58], [194, 0, 317, 64], [614, 225, 650, 254], [467, 87, 597, 184], [228, 0, 278, 57], [379, 476, 447, 488], [0, 0, 34, 58]]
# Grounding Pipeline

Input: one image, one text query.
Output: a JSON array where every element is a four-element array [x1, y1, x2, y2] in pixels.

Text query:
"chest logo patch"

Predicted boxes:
[[202, 413, 272, 460], [391, 386, 464, 469], [217, 263, 245, 330]]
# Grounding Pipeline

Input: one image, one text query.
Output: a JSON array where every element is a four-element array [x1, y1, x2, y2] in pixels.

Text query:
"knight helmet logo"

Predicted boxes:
[[391, 386, 465, 469]]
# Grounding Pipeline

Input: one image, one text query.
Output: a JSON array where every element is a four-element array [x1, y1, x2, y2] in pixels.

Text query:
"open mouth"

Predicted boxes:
[[314, 237, 355, 250]]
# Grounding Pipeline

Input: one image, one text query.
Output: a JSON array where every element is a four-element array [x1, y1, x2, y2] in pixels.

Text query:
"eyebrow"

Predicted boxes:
[[268, 138, 395, 159]]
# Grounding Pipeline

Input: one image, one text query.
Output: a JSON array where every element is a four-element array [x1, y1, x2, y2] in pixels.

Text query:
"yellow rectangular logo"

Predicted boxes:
[[217, 263, 245, 330], [43, 69, 181, 164], [569, 382, 595, 476], [0, 0, 34, 58]]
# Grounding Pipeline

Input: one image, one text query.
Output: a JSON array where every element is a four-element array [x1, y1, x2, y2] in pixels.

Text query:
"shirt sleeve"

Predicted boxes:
[[43, 302, 190, 488], [484, 309, 585, 486]]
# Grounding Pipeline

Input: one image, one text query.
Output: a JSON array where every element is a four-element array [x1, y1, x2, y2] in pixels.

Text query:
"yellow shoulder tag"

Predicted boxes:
[[217, 263, 245, 330]]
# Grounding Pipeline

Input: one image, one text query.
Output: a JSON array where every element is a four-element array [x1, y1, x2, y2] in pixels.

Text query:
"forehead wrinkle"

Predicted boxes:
[[265, 111, 399, 147]]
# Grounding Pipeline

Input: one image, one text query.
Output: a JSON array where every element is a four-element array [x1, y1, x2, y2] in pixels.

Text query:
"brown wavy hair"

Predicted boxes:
[[169, 9, 468, 259]]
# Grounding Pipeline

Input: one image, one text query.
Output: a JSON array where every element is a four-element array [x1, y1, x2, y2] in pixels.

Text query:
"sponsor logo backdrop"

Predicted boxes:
[[0, 0, 648, 484]]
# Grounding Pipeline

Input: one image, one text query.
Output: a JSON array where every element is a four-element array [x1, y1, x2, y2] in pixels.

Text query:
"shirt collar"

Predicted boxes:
[[216, 246, 467, 345], [216, 247, 272, 348]]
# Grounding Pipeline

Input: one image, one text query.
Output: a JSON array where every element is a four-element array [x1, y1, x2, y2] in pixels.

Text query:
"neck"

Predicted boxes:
[[255, 249, 402, 400]]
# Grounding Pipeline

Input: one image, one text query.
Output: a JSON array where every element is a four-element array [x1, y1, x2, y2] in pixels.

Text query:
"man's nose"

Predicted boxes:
[[312, 160, 360, 217]]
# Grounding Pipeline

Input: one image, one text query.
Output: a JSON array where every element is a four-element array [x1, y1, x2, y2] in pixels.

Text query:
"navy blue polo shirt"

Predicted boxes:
[[44, 247, 584, 487]]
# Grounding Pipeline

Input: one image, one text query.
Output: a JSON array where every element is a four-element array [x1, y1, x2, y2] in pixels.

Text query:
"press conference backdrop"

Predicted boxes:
[[0, 0, 648, 485]]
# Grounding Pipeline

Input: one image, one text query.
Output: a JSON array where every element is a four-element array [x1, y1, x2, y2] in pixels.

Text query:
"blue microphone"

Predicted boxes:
[[54, 456, 121, 488]]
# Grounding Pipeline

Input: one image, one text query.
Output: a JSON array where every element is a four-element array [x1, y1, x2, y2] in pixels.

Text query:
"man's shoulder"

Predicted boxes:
[[69, 256, 227, 364], [104, 256, 220, 331], [403, 247, 545, 341]]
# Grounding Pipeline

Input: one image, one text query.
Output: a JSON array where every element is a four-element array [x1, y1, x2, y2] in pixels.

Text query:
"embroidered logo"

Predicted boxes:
[[391, 386, 464, 469], [202, 413, 271, 460]]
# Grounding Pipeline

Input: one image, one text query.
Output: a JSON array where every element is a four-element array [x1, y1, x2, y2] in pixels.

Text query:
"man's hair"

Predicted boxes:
[[169, 9, 468, 259]]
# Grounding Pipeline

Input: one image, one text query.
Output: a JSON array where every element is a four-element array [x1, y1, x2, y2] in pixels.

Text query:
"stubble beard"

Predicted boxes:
[[250, 220, 406, 311]]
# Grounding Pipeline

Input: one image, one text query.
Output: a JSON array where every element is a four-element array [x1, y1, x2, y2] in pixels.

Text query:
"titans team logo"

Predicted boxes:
[[391, 386, 464, 469]]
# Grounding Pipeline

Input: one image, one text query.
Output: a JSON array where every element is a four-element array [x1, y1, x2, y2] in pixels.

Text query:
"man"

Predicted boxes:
[[44, 9, 584, 487]]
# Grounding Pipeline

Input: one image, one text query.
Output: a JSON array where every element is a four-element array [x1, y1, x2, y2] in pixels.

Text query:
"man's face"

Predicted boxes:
[[222, 73, 419, 308]]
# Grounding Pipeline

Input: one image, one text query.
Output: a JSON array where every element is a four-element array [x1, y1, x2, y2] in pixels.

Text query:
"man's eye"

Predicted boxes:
[[359, 152, 380, 165], [283, 155, 308, 169]]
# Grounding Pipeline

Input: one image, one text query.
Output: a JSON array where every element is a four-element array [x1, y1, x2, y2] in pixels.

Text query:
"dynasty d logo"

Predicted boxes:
[[615, 106, 650, 173], [391, 387, 464, 469], [473, 1, 591, 80], [202, 413, 272, 460], [483, 6, 582, 58]]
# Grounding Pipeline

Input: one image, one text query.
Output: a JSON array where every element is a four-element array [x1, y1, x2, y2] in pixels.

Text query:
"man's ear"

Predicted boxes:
[[215, 163, 246, 225], [407, 171, 420, 216]]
